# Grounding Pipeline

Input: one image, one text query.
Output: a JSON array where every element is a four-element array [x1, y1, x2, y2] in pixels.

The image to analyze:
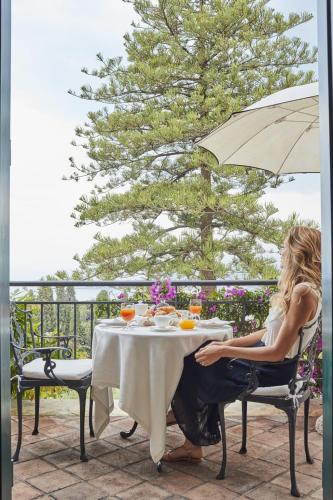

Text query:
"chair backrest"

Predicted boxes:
[[291, 313, 322, 395], [10, 305, 40, 374]]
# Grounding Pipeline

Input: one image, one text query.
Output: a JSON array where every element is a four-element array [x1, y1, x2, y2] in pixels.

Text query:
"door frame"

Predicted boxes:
[[0, 0, 11, 498], [318, 1, 333, 499]]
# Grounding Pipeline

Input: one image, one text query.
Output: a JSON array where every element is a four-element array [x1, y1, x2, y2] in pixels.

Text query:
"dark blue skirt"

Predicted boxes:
[[171, 341, 297, 446]]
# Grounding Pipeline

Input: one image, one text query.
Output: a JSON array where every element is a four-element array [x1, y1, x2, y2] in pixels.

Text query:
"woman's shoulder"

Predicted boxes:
[[291, 283, 320, 308]]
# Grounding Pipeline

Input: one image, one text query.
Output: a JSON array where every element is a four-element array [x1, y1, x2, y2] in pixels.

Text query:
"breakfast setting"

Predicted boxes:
[[97, 298, 233, 333]]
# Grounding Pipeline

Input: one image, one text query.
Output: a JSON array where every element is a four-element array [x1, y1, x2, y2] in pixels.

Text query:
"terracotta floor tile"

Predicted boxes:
[[229, 441, 272, 459], [12, 481, 42, 500], [167, 458, 220, 482], [235, 456, 286, 481], [57, 430, 96, 447], [262, 446, 303, 468], [43, 448, 81, 468], [25, 438, 66, 457], [185, 482, 238, 500], [104, 432, 146, 448], [251, 430, 290, 447], [212, 468, 262, 494], [117, 482, 169, 499], [41, 425, 78, 438], [245, 482, 296, 499], [272, 470, 322, 496], [247, 417, 285, 431], [27, 469, 80, 493], [89, 470, 142, 495], [227, 424, 264, 439], [76, 439, 117, 457], [67, 458, 113, 482], [206, 449, 246, 469], [151, 469, 203, 495], [98, 448, 141, 468], [125, 439, 151, 459], [296, 458, 323, 479], [310, 487, 323, 499], [14, 457, 56, 480], [124, 458, 173, 481], [307, 432, 323, 449], [22, 431, 49, 446], [11, 414, 322, 500], [12, 446, 36, 462], [52, 481, 105, 499], [282, 438, 322, 457]]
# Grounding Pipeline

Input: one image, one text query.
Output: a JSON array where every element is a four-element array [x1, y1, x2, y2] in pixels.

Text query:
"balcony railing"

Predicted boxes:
[[10, 280, 277, 359]]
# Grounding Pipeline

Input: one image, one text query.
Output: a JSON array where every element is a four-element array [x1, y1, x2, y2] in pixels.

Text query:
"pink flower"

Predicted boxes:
[[209, 304, 217, 313], [233, 325, 238, 334], [197, 291, 207, 300], [117, 292, 125, 299]]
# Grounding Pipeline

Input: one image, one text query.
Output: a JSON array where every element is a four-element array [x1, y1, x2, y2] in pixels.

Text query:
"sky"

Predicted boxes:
[[10, 0, 319, 282]]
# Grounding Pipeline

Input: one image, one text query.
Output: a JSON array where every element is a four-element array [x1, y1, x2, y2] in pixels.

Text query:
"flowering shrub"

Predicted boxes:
[[150, 278, 177, 304]]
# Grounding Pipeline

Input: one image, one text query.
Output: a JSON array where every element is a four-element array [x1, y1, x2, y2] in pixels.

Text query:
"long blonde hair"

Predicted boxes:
[[271, 226, 321, 313]]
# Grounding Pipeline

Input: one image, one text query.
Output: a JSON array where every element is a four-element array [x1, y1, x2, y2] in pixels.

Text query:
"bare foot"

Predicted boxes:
[[162, 444, 203, 463]]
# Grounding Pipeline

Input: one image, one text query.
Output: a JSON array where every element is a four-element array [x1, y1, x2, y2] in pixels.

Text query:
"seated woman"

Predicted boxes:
[[163, 226, 321, 462]]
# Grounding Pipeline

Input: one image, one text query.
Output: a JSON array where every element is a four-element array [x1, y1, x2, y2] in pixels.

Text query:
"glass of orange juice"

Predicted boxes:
[[120, 303, 136, 328], [179, 317, 196, 330], [189, 298, 202, 320]]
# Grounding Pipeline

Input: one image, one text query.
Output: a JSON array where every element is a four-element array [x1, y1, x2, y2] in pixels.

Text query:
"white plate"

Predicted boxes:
[[151, 326, 177, 332]]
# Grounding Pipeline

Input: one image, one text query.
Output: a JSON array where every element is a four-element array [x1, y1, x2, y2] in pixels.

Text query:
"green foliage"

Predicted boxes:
[[67, 0, 317, 280]]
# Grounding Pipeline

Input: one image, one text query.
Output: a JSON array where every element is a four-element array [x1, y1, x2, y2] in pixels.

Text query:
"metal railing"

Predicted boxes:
[[10, 280, 277, 359]]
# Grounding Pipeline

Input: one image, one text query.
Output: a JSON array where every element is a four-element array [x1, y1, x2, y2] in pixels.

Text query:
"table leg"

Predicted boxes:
[[120, 420, 138, 439]]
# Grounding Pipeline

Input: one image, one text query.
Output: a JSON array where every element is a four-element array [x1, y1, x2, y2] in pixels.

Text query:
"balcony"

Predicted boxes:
[[9, 280, 323, 499]]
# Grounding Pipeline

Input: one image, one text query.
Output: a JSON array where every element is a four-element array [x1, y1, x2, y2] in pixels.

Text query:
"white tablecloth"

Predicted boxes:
[[91, 324, 233, 463]]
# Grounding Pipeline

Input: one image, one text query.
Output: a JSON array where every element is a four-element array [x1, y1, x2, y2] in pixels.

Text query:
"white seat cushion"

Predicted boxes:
[[22, 358, 92, 381], [252, 380, 303, 397]]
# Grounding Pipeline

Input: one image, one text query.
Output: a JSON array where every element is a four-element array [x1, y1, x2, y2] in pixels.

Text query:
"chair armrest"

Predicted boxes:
[[228, 356, 299, 398], [33, 333, 75, 340]]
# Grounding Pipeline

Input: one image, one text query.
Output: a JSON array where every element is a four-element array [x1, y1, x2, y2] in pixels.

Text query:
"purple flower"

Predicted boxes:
[[316, 336, 322, 351], [264, 288, 271, 296], [117, 292, 125, 299], [224, 287, 246, 299], [150, 279, 176, 304], [258, 296, 264, 304], [197, 291, 206, 300], [209, 304, 217, 313], [233, 325, 238, 334]]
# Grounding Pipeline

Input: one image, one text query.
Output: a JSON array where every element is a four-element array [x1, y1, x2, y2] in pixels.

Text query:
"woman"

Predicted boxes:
[[163, 226, 321, 462]]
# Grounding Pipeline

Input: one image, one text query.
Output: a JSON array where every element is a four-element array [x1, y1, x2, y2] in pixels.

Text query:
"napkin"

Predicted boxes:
[[197, 317, 231, 328], [98, 317, 126, 326]]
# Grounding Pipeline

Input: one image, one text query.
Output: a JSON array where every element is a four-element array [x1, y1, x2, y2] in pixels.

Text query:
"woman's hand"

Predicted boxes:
[[195, 341, 228, 367]]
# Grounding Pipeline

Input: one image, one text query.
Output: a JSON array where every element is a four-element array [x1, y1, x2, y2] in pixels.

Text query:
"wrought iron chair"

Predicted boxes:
[[216, 316, 321, 497], [11, 305, 94, 462]]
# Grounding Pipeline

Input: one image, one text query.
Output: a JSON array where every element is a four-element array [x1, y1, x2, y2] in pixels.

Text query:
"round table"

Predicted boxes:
[[91, 323, 233, 464]]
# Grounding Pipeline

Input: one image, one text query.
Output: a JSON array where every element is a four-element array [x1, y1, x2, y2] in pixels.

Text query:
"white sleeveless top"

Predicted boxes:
[[262, 284, 321, 359]]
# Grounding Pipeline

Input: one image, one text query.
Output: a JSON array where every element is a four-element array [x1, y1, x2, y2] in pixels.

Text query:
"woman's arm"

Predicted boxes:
[[195, 285, 318, 366], [224, 329, 266, 347]]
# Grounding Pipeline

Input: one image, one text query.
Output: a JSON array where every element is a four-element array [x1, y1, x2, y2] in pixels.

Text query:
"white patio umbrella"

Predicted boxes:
[[198, 82, 319, 175]]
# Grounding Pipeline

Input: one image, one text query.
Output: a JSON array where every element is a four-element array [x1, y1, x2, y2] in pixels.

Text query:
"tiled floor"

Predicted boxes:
[[12, 413, 323, 499]]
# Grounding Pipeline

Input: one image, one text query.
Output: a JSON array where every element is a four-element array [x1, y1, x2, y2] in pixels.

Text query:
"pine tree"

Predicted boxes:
[[68, 0, 316, 280]]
